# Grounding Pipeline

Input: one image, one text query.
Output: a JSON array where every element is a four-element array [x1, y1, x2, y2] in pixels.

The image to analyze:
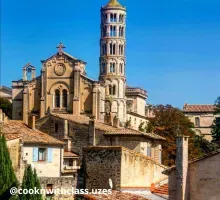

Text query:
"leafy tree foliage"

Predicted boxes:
[[147, 104, 216, 166], [0, 97, 12, 119], [138, 122, 145, 132], [0, 133, 18, 200], [211, 97, 220, 144], [19, 165, 43, 200]]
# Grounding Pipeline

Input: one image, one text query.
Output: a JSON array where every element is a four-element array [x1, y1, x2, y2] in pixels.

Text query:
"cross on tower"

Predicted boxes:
[[56, 42, 66, 55]]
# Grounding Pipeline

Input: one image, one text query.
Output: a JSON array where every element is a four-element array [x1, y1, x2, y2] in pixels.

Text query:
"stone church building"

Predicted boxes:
[[12, 0, 148, 130]]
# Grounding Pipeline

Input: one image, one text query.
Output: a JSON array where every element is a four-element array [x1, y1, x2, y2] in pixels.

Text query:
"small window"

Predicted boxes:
[[69, 158, 73, 167], [55, 123, 58, 133], [38, 148, 46, 161], [195, 117, 200, 127], [110, 13, 114, 22], [147, 146, 151, 157]]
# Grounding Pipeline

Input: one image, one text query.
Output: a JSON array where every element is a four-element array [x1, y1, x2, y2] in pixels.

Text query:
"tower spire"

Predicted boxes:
[[104, 0, 123, 8]]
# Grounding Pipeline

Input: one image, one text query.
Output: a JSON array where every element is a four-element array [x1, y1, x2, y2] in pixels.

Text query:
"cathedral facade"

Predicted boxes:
[[12, 0, 148, 130]]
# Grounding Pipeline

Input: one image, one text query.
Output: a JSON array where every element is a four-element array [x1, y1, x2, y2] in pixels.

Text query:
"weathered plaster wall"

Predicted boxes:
[[83, 147, 167, 190], [189, 153, 220, 200], [23, 145, 62, 177]]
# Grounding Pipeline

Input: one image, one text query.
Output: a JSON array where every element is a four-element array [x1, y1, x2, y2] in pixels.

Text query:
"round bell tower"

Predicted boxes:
[[99, 0, 127, 124]]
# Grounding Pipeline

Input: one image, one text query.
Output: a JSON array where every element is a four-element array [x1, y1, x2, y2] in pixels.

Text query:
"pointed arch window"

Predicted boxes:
[[110, 44, 116, 55], [110, 63, 115, 73], [55, 89, 60, 108]]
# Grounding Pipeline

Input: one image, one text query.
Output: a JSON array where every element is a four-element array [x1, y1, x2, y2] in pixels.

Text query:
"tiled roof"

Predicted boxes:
[[76, 191, 149, 200], [52, 114, 165, 141], [64, 151, 79, 157], [4, 133, 22, 141], [2, 120, 64, 145], [183, 104, 215, 112], [163, 149, 220, 175]]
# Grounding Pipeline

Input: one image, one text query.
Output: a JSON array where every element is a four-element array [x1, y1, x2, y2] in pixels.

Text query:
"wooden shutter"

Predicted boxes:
[[47, 148, 53, 163], [33, 148, 38, 162]]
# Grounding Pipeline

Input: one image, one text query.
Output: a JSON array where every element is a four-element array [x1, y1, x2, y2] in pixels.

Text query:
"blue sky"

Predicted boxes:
[[1, 0, 220, 108]]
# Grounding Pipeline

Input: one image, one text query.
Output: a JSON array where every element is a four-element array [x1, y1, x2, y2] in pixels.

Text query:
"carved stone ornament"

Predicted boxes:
[[54, 63, 66, 76]]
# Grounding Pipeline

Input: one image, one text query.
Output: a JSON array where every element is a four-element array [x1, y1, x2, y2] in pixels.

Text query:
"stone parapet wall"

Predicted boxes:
[[83, 146, 167, 190]]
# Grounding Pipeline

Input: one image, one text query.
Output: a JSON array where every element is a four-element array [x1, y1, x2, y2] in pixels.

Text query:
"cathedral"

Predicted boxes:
[[12, 0, 149, 130]]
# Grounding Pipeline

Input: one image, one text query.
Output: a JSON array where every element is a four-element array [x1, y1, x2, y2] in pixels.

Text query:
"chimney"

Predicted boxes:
[[29, 115, 36, 130], [89, 116, 96, 146], [176, 132, 189, 200], [64, 119, 68, 137], [113, 116, 120, 128]]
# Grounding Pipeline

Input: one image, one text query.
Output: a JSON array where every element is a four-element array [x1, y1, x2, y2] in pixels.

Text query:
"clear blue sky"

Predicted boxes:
[[1, 0, 220, 108]]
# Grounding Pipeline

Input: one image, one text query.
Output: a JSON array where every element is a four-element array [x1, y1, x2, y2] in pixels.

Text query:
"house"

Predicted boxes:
[[36, 113, 165, 164], [0, 110, 77, 200], [0, 85, 12, 102], [163, 134, 220, 200]]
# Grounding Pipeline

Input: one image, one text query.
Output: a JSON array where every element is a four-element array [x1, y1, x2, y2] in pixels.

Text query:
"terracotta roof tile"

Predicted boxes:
[[2, 120, 64, 145], [183, 104, 215, 112], [52, 114, 165, 140], [76, 190, 149, 200]]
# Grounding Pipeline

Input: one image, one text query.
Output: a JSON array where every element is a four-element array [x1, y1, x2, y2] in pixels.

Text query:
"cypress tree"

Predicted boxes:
[[0, 133, 18, 200], [33, 169, 43, 200], [19, 165, 43, 200]]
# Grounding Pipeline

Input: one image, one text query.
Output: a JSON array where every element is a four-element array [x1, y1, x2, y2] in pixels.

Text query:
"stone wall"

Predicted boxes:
[[84, 147, 122, 190], [83, 146, 167, 190], [40, 177, 75, 200]]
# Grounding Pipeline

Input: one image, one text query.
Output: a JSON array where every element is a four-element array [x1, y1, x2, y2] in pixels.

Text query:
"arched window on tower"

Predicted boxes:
[[110, 63, 115, 73], [55, 89, 60, 108], [103, 26, 107, 37], [102, 44, 107, 55], [114, 14, 117, 22], [113, 85, 116, 95], [121, 27, 124, 37], [110, 44, 116, 55], [110, 13, 114, 22], [120, 63, 123, 74], [110, 26, 116, 37], [195, 117, 200, 127], [62, 89, 68, 108], [105, 14, 108, 22], [119, 14, 124, 23], [113, 44, 116, 54], [109, 85, 116, 95], [109, 85, 112, 95], [101, 63, 106, 74]]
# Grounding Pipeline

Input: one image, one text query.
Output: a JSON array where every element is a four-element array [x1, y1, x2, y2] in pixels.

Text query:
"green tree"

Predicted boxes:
[[148, 104, 216, 166], [0, 133, 18, 200], [211, 97, 220, 144], [138, 122, 145, 132], [0, 97, 12, 119], [19, 165, 42, 200]]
